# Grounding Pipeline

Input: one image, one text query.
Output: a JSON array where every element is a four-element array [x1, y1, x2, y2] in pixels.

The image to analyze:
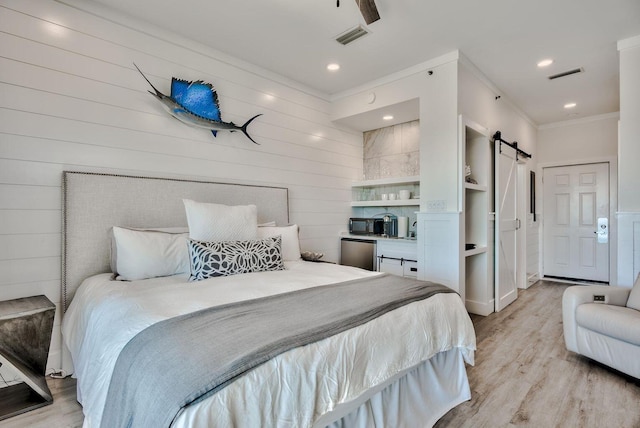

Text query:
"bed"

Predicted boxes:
[[60, 171, 476, 428]]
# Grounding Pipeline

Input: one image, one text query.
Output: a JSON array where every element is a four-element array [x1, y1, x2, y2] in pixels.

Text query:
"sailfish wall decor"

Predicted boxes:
[[134, 64, 262, 145]]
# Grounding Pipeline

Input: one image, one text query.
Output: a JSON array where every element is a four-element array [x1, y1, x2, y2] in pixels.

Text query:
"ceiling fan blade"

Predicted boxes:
[[355, 0, 380, 24]]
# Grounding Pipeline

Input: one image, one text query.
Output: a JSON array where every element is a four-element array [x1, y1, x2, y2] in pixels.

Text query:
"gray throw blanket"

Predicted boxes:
[[101, 274, 454, 428]]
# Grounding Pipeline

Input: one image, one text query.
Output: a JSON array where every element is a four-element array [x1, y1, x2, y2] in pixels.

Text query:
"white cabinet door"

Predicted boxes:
[[376, 240, 418, 277], [378, 257, 405, 276], [403, 261, 418, 278]]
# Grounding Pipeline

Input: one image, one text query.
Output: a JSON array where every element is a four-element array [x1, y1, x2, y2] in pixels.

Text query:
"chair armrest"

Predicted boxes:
[[562, 286, 632, 352]]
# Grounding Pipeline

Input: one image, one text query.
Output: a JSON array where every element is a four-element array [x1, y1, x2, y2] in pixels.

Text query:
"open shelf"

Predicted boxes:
[[351, 199, 420, 207], [464, 182, 487, 192], [352, 176, 420, 187], [464, 246, 487, 257], [460, 116, 492, 316]]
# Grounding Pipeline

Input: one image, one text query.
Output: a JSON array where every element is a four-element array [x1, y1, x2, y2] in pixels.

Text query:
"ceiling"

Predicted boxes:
[[86, 0, 640, 126]]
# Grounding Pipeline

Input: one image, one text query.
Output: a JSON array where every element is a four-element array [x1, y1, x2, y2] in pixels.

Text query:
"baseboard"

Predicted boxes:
[[465, 299, 494, 316], [523, 272, 540, 289]]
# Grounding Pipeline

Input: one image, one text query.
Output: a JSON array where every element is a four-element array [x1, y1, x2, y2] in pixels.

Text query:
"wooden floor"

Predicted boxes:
[[1, 280, 638, 428], [436, 280, 640, 428]]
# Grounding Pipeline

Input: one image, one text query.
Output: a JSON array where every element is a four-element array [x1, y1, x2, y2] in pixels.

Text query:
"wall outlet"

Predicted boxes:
[[427, 200, 447, 211]]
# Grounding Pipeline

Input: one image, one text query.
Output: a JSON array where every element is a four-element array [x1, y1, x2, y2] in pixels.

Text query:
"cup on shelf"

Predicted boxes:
[[381, 193, 388, 200], [399, 190, 411, 200], [389, 193, 397, 200]]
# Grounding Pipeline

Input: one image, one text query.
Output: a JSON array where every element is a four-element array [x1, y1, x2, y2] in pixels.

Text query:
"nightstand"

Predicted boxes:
[[0, 295, 55, 421]]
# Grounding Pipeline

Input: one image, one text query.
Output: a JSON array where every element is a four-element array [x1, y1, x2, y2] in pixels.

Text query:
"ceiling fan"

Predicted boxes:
[[337, 0, 380, 25]]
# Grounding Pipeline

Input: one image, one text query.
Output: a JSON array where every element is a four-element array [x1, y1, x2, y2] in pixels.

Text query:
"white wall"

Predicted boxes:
[[537, 113, 619, 284], [458, 65, 537, 158], [618, 40, 640, 212], [0, 0, 362, 372], [617, 36, 640, 286], [458, 60, 539, 282], [331, 53, 461, 212], [538, 114, 618, 164]]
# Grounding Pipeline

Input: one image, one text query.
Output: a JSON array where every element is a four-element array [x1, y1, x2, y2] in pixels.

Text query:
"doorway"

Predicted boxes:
[[542, 163, 610, 283]]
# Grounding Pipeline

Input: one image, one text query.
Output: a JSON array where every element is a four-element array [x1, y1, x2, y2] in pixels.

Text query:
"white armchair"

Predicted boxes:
[[562, 276, 640, 379]]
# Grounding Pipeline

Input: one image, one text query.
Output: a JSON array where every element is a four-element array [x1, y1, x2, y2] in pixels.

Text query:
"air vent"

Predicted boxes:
[[336, 25, 369, 45], [548, 68, 584, 80]]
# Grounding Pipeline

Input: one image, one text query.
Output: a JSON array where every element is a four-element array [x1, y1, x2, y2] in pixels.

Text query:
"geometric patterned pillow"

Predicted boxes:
[[188, 236, 284, 281]]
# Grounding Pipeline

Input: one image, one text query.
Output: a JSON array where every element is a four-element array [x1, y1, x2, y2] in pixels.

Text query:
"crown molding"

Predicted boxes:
[[538, 112, 620, 130], [618, 34, 640, 51], [330, 51, 460, 102], [458, 53, 537, 128]]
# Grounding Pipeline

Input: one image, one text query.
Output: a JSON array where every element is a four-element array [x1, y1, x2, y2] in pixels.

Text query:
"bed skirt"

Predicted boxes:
[[173, 347, 470, 428], [320, 348, 470, 428]]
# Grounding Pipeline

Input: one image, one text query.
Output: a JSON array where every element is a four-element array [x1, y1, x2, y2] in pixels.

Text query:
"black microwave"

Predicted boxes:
[[349, 218, 384, 235]]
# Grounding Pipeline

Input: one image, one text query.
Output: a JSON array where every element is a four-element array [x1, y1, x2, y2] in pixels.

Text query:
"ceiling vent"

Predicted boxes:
[[336, 25, 369, 45], [548, 68, 584, 80]]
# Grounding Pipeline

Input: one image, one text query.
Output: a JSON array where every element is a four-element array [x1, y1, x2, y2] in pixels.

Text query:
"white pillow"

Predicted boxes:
[[257, 224, 301, 261], [627, 272, 640, 311], [111, 227, 190, 281], [183, 199, 258, 242]]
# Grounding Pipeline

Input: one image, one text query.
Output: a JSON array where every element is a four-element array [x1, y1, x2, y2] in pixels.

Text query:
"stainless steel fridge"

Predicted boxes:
[[340, 238, 377, 271]]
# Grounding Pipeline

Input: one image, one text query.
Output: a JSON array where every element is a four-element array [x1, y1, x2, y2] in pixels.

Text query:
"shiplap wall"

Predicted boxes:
[[0, 0, 362, 372]]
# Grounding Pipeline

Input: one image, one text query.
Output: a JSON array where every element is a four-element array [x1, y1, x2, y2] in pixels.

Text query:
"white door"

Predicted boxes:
[[495, 143, 518, 312], [543, 163, 609, 282]]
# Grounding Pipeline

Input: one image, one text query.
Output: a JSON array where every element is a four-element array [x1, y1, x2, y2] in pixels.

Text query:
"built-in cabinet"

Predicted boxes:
[[377, 240, 418, 278], [347, 177, 420, 277], [460, 117, 494, 315], [416, 116, 493, 315]]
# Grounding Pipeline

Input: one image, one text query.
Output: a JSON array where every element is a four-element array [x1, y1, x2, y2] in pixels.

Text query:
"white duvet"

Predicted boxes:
[[62, 261, 476, 428]]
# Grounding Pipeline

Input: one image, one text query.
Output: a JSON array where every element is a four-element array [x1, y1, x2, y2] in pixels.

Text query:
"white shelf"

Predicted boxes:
[[351, 199, 420, 207], [352, 176, 420, 187], [464, 182, 487, 192], [464, 246, 487, 257], [459, 115, 492, 316]]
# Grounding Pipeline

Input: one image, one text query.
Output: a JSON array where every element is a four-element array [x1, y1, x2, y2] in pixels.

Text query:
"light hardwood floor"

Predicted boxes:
[[1, 280, 638, 428], [436, 280, 640, 428]]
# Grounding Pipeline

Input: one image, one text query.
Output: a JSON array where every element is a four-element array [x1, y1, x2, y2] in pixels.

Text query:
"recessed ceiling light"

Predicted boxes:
[[564, 102, 577, 109], [382, 115, 394, 121], [537, 59, 553, 68], [327, 63, 340, 71]]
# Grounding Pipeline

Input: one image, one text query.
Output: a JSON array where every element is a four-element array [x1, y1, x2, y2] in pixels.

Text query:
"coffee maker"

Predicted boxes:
[[382, 214, 398, 237]]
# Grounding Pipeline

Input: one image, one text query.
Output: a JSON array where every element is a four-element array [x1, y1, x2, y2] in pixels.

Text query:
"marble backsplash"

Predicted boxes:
[[363, 120, 419, 180]]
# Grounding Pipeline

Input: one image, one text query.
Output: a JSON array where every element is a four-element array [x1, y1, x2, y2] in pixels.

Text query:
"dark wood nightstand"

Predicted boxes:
[[0, 295, 55, 421]]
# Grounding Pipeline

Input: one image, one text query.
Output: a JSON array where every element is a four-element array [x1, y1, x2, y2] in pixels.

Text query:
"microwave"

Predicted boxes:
[[349, 218, 384, 235]]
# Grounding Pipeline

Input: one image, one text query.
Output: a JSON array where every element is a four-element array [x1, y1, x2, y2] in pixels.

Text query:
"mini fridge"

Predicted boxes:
[[340, 238, 377, 271]]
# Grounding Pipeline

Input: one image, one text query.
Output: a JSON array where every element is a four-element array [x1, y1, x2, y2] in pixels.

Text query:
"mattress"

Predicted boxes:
[[62, 261, 475, 427]]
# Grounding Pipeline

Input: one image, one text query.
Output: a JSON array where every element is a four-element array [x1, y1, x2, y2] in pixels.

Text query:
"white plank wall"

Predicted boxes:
[[0, 0, 363, 372]]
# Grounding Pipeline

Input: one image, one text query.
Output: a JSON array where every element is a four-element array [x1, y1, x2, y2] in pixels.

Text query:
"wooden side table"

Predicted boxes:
[[0, 295, 56, 421]]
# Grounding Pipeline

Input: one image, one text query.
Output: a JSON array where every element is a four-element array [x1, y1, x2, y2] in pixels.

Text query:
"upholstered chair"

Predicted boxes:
[[562, 274, 640, 379]]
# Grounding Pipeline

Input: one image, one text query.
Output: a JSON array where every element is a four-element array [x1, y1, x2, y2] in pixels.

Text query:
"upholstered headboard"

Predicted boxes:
[[61, 171, 289, 312]]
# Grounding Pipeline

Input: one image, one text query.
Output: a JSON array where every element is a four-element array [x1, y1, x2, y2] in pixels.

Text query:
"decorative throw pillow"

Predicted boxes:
[[111, 227, 190, 281], [626, 272, 640, 311], [257, 224, 302, 261], [188, 236, 284, 280], [183, 199, 258, 242]]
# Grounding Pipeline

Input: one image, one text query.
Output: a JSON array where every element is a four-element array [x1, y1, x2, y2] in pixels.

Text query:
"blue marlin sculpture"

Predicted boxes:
[[134, 63, 261, 145]]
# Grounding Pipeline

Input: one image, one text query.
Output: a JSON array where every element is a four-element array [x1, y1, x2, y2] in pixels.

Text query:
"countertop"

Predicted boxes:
[[340, 233, 418, 243]]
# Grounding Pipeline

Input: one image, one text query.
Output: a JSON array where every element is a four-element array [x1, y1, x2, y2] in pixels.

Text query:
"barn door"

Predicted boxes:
[[495, 143, 518, 312]]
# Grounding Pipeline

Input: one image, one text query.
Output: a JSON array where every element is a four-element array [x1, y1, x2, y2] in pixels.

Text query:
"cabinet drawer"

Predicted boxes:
[[378, 257, 418, 278], [403, 261, 418, 278]]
